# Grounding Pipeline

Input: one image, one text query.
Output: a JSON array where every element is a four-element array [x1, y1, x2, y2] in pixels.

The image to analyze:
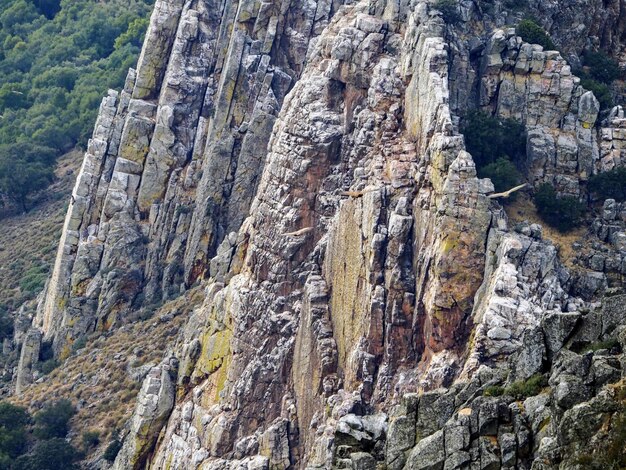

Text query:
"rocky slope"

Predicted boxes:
[[7, 0, 626, 469]]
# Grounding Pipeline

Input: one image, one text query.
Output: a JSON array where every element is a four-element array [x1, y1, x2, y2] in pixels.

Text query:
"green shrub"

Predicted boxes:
[[0, 310, 13, 342], [13, 437, 81, 470], [81, 430, 100, 449], [0, 402, 30, 459], [583, 50, 622, 84], [580, 78, 614, 110], [0, 402, 30, 429], [588, 167, 626, 201], [37, 358, 59, 375], [479, 157, 522, 196], [534, 184, 585, 232], [505, 374, 548, 399], [463, 111, 526, 169], [19, 264, 48, 297], [114, 17, 149, 50], [0, 149, 54, 212], [32, 0, 62, 19], [33, 399, 75, 440], [0, 426, 29, 460], [516, 19, 556, 50], [434, 0, 461, 24], [103, 434, 122, 462], [483, 385, 505, 397], [71, 336, 87, 352]]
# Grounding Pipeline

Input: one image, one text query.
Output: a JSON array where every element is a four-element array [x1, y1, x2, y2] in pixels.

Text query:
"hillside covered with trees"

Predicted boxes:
[[0, 0, 154, 212]]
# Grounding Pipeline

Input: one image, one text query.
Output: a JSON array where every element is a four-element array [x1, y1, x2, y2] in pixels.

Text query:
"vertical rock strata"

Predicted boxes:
[[14, 0, 626, 468], [32, 0, 349, 355], [129, 1, 494, 467]]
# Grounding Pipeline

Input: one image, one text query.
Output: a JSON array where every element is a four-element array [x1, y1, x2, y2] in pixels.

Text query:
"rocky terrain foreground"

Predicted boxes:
[[6, 0, 626, 468]]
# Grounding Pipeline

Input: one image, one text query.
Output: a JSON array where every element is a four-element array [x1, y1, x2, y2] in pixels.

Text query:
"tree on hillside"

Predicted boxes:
[[0, 0, 155, 214], [33, 399, 75, 440], [0, 143, 55, 211]]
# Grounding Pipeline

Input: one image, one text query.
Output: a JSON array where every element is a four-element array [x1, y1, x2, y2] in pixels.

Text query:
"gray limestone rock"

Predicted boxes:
[[15, 329, 41, 395], [404, 430, 445, 470], [113, 358, 177, 470]]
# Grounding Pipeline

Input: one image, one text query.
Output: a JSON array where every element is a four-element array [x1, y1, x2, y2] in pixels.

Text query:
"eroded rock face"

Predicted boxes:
[[28, 0, 352, 356], [142, 2, 494, 467], [113, 358, 177, 470], [15, 329, 41, 395], [14, 0, 626, 469]]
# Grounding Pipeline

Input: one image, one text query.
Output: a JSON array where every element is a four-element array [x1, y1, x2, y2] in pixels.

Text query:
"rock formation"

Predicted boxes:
[[10, 0, 626, 468]]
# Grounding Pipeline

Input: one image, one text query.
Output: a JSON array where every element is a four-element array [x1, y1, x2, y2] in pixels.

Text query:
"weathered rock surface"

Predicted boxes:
[[113, 357, 177, 470]]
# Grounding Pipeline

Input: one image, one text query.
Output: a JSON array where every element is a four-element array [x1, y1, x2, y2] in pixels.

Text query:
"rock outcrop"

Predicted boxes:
[[26, 0, 351, 359], [113, 358, 177, 470], [11, 0, 626, 469]]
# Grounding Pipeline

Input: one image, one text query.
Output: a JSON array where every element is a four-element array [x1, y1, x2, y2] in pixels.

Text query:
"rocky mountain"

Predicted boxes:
[[6, 0, 626, 468]]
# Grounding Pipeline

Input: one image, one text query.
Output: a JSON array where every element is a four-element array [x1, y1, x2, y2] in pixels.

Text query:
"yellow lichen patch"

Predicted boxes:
[[58, 340, 72, 361], [539, 416, 551, 432], [441, 234, 459, 254], [196, 323, 233, 376], [324, 199, 369, 386], [213, 352, 230, 401]]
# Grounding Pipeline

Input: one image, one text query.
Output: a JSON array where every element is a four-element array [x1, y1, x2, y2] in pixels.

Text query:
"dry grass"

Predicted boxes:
[[8, 287, 204, 455], [0, 151, 81, 312], [504, 193, 588, 268]]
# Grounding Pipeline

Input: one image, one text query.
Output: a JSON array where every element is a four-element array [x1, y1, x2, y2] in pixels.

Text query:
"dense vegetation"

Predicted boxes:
[[588, 167, 626, 202], [516, 19, 556, 50], [483, 374, 548, 399], [463, 111, 525, 196], [0, 400, 82, 469], [534, 183, 586, 232], [578, 50, 623, 110], [0, 0, 153, 211], [463, 111, 526, 169]]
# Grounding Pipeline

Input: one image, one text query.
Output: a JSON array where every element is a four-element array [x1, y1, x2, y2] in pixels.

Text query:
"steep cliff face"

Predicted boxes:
[[12, 0, 626, 469], [33, 0, 349, 356]]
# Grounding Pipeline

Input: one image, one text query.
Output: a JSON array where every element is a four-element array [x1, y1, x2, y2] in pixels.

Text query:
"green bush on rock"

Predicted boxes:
[[479, 157, 522, 195], [516, 19, 556, 50], [580, 78, 614, 110], [103, 432, 123, 462], [505, 374, 548, 399], [462, 111, 527, 199], [582, 50, 622, 84], [33, 399, 75, 440], [14, 438, 81, 470], [534, 184, 585, 232], [588, 167, 626, 202], [463, 111, 526, 169]]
